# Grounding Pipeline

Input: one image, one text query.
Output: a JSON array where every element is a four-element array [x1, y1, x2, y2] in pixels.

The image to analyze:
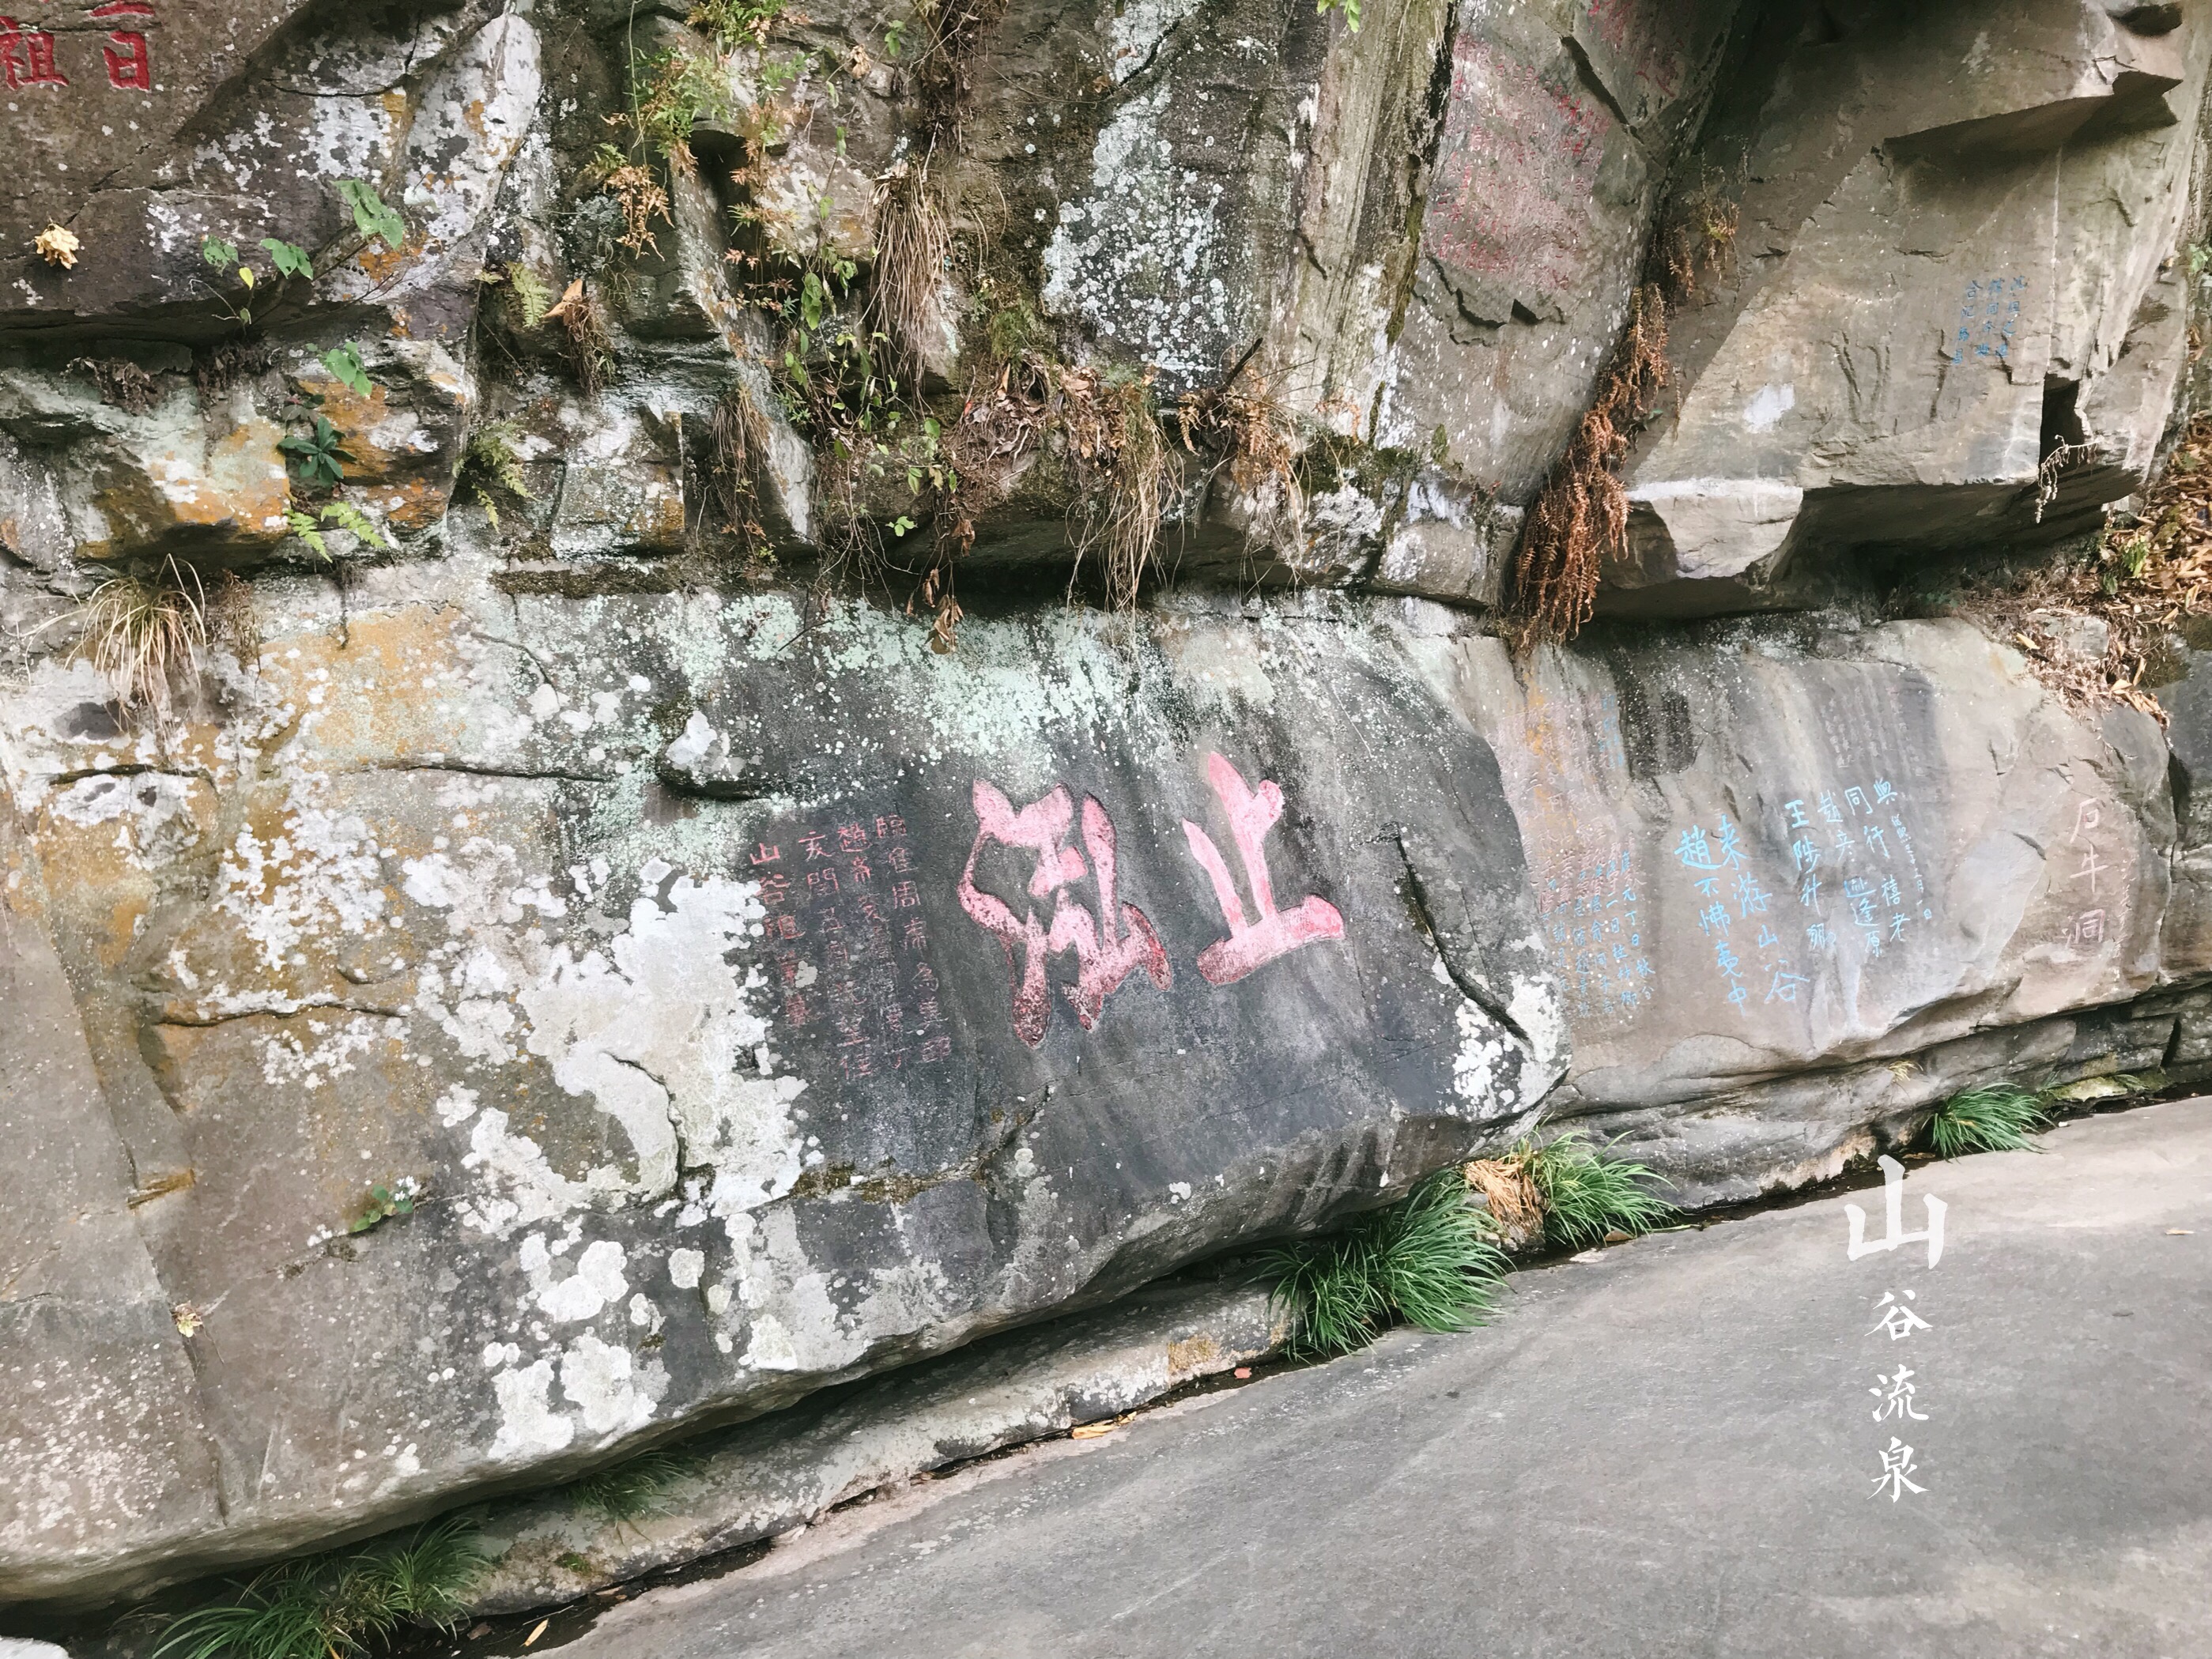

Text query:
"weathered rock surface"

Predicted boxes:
[[1612, 0, 2212, 613], [461, 1270, 1282, 1614], [0, 0, 2210, 1623]]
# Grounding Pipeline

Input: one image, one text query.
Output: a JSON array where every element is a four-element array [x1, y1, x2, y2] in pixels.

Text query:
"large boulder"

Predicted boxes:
[[0, 585, 1558, 1604], [1609, 0, 2210, 614]]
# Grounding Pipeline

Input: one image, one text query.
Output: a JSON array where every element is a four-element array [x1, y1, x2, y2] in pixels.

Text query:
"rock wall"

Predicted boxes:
[[1, 0, 2208, 1612]]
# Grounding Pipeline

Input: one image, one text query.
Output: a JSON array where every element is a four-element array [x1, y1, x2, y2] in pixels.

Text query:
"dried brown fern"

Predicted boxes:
[[1511, 285, 1669, 647]]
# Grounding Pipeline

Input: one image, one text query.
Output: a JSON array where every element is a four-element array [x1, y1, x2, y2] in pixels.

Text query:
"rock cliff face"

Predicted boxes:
[[0, 0, 2207, 1609]]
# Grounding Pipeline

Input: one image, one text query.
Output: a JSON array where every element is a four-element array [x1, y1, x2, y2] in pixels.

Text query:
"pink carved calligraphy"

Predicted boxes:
[[1181, 752, 1345, 986], [958, 781, 1172, 1046]]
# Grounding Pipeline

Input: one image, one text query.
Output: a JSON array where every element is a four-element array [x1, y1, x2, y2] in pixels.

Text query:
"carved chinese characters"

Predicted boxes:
[[2, 1, 157, 92], [957, 782, 1174, 1048], [1180, 752, 1345, 986], [959, 752, 1344, 1046], [752, 813, 952, 1080]]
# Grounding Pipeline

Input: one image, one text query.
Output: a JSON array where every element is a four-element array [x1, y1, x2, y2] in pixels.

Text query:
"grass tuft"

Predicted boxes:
[[1519, 1129, 1675, 1250], [564, 1447, 698, 1525], [1927, 1084, 2051, 1158], [1063, 366, 1176, 611], [867, 160, 951, 394], [74, 557, 207, 717], [1262, 1171, 1509, 1358], [152, 1518, 485, 1659]]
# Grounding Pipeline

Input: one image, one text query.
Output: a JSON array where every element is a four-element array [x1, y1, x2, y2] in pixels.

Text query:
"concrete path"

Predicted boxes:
[[559, 1101, 2212, 1659]]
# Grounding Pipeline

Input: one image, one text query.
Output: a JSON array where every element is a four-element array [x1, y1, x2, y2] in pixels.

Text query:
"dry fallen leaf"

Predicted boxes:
[[523, 1619, 549, 1647], [2167, 1228, 2193, 1235], [171, 1303, 203, 1337], [540, 278, 585, 323], [35, 224, 79, 270], [1070, 1422, 1116, 1439]]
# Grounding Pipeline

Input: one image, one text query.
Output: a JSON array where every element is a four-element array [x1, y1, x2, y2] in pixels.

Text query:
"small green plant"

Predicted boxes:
[[198, 235, 315, 329], [458, 423, 534, 527], [285, 502, 391, 560], [152, 1517, 485, 1659], [336, 179, 406, 251], [1519, 1129, 1675, 1250], [319, 341, 373, 399], [1261, 1171, 1508, 1357], [564, 1447, 697, 1524], [688, 0, 786, 50], [500, 261, 555, 329], [280, 414, 353, 487], [628, 48, 726, 170], [349, 1176, 422, 1235], [1927, 1084, 2051, 1158], [1315, 0, 1361, 28]]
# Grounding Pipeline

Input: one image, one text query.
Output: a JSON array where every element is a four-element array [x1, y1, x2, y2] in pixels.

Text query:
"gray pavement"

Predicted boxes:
[[561, 1100, 2212, 1659]]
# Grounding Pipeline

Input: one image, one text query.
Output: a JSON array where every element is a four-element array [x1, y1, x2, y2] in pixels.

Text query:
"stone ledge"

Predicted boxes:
[[459, 1272, 1286, 1616]]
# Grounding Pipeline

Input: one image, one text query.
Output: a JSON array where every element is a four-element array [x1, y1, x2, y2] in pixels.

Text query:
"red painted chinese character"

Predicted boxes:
[[876, 814, 907, 839], [889, 880, 919, 910], [856, 894, 882, 923], [848, 855, 873, 884], [769, 914, 801, 941], [807, 865, 840, 896], [799, 831, 830, 861], [837, 822, 869, 853], [757, 873, 791, 907], [1180, 752, 1345, 986], [783, 994, 814, 1026], [920, 1035, 951, 1062], [957, 780, 1172, 1046], [90, 2, 152, 90], [749, 842, 782, 865], [1, 17, 69, 87], [885, 844, 914, 874]]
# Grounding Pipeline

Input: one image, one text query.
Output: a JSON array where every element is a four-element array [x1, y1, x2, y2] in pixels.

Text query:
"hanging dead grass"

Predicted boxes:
[[206, 570, 261, 669], [1063, 365, 1176, 611], [74, 557, 207, 716], [708, 384, 772, 538], [1510, 284, 1668, 647], [1176, 374, 1303, 545], [1461, 1156, 1544, 1250], [542, 278, 614, 394], [868, 160, 951, 394]]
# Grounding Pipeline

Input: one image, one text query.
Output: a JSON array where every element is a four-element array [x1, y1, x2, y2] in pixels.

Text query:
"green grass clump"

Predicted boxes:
[[153, 1518, 484, 1659], [1927, 1084, 2052, 1157], [1262, 1171, 1509, 1357], [564, 1447, 697, 1524], [1521, 1130, 1675, 1250]]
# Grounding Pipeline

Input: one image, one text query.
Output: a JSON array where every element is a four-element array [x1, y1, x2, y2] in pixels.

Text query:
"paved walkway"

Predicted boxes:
[[560, 1100, 2212, 1659]]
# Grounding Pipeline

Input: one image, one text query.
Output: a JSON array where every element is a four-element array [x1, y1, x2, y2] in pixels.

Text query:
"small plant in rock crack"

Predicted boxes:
[[198, 234, 314, 330], [457, 422, 535, 529], [1516, 1129, 1675, 1251], [278, 394, 355, 488], [1927, 1084, 2052, 1158], [563, 1447, 701, 1526], [348, 1176, 423, 1235], [285, 501, 391, 561], [66, 556, 208, 716], [151, 1516, 485, 1659], [1261, 1171, 1508, 1358]]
